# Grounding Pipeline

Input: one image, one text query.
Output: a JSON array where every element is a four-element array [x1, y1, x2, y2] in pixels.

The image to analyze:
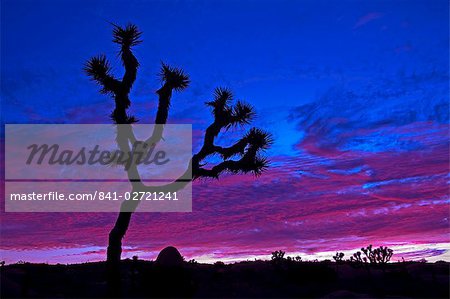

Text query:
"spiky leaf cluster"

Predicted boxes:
[[244, 128, 273, 150], [231, 101, 255, 126], [206, 87, 233, 116], [159, 63, 190, 91], [244, 155, 270, 177], [84, 55, 119, 95], [206, 87, 257, 129], [113, 23, 142, 49]]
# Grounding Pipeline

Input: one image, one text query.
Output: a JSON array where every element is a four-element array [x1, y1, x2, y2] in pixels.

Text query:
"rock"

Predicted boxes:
[[155, 246, 184, 267]]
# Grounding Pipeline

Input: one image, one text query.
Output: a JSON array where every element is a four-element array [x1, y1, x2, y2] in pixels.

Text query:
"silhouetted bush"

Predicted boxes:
[[418, 258, 427, 263], [361, 245, 393, 264], [271, 250, 285, 261], [333, 252, 344, 262], [349, 245, 394, 264]]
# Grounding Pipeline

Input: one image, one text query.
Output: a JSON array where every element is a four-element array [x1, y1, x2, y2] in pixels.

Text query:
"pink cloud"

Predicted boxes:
[[1, 120, 448, 264]]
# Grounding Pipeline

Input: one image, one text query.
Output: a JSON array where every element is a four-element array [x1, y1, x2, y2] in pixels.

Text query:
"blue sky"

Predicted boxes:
[[2, 0, 447, 143]]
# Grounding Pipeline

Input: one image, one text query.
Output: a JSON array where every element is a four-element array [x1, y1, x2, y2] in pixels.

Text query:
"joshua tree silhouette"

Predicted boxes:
[[85, 23, 272, 294], [361, 245, 394, 264], [349, 245, 394, 264], [333, 252, 345, 262]]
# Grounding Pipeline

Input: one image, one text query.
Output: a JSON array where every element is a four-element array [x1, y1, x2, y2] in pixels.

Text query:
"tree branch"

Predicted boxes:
[[112, 24, 142, 93], [84, 55, 121, 95]]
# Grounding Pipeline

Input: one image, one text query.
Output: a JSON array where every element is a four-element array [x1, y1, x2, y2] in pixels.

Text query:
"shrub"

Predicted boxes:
[[349, 251, 364, 263], [271, 250, 286, 261], [333, 252, 345, 262], [361, 245, 393, 264], [418, 258, 427, 263], [349, 245, 394, 264]]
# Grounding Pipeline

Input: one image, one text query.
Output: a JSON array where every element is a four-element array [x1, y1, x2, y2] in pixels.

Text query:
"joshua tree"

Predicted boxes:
[[85, 24, 272, 293], [333, 252, 344, 262], [361, 245, 394, 264], [349, 245, 394, 265], [271, 250, 286, 262], [349, 251, 364, 264]]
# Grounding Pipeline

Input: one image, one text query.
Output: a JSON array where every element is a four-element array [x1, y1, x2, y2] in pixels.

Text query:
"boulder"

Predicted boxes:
[[155, 246, 184, 267]]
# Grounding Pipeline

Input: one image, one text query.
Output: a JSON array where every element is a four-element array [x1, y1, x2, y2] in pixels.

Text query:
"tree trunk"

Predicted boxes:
[[107, 212, 132, 263], [106, 194, 141, 296], [106, 211, 132, 296]]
